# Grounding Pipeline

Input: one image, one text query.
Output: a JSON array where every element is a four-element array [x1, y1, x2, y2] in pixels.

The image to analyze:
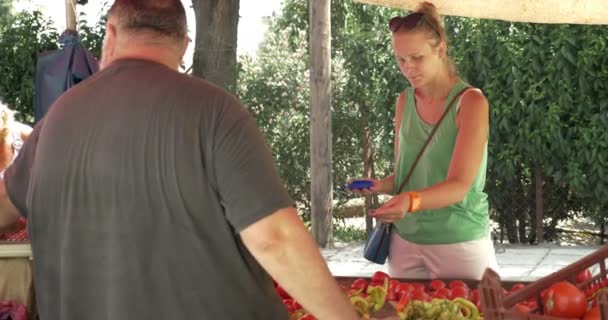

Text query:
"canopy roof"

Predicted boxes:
[[354, 0, 608, 25]]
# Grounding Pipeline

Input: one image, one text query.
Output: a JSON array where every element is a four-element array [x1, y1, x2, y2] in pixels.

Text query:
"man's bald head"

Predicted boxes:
[[108, 0, 187, 40], [100, 0, 189, 70]]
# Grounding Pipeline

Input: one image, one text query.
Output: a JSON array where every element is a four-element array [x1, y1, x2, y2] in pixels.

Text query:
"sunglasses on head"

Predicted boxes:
[[389, 12, 425, 33]]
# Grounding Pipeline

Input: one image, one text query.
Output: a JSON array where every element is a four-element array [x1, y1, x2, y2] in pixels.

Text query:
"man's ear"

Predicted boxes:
[[178, 35, 190, 61], [105, 22, 118, 51], [100, 22, 118, 69]]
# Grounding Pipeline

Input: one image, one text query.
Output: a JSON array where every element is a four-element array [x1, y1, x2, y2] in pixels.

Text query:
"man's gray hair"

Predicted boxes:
[[108, 0, 187, 40]]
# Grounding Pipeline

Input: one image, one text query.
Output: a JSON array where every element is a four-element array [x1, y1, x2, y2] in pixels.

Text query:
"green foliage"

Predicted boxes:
[[238, 0, 405, 219], [333, 220, 366, 242], [331, 3, 406, 188], [77, 2, 110, 60], [0, 0, 12, 26], [238, 25, 313, 217], [449, 20, 608, 242], [0, 8, 107, 124], [0, 10, 59, 123]]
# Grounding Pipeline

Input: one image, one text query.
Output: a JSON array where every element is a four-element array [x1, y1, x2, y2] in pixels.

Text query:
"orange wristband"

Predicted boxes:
[[406, 191, 422, 213]]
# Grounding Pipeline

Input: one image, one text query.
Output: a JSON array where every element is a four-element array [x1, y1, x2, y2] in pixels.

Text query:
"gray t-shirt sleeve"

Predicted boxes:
[[4, 119, 44, 218], [212, 105, 294, 232]]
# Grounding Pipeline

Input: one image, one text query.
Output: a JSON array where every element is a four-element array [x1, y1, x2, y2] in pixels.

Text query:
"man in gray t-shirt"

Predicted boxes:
[[0, 1, 360, 319]]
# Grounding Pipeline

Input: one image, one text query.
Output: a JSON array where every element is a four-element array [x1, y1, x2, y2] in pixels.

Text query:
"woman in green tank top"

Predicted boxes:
[[350, 2, 498, 280]]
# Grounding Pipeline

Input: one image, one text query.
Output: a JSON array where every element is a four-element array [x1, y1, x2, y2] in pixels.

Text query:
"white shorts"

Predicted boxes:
[[388, 230, 499, 280]]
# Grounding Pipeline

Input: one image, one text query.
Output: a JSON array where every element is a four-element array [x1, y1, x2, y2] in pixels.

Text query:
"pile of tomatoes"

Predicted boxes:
[[273, 268, 608, 320]]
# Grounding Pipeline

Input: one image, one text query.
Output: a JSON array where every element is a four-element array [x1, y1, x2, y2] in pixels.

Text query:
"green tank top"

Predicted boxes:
[[393, 79, 489, 244]]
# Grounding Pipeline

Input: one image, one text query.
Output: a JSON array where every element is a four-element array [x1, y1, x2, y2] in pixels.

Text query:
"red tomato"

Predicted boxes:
[[276, 285, 291, 299], [388, 279, 402, 301], [541, 288, 549, 301], [511, 303, 531, 314], [583, 306, 601, 320], [429, 279, 446, 291], [282, 299, 295, 313], [351, 278, 368, 291], [449, 280, 468, 290], [396, 283, 414, 301], [431, 292, 448, 300], [510, 283, 525, 293], [388, 279, 401, 290], [371, 271, 390, 285], [470, 289, 480, 305], [397, 283, 413, 294], [393, 294, 410, 312], [542, 281, 587, 318], [397, 282, 415, 292], [451, 286, 470, 300], [435, 287, 452, 300], [411, 288, 429, 301], [412, 282, 426, 291], [576, 269, 593, 284]]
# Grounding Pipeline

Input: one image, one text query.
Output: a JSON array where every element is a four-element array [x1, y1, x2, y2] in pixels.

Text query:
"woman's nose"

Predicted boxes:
[[401, 62, 414, 74]]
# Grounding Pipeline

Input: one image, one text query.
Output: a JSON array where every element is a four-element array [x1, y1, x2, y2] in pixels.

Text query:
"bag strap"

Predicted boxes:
[[395, 86, 472, 194]]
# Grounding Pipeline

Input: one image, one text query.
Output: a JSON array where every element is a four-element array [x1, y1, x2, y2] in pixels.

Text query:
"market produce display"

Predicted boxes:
[[273, 267, 608, 320]]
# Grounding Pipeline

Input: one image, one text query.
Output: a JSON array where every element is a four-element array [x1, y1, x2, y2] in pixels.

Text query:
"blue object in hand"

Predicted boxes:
[[347, 179, 374, 190]]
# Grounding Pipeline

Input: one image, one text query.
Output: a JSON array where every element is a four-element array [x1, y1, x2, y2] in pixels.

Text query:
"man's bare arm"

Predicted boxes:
[[241, 207, 359, 320]]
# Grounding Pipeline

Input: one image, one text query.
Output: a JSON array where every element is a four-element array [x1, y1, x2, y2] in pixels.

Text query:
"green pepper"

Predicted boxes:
[[366, 285, 388, 312], [350, 295, 370, 316]]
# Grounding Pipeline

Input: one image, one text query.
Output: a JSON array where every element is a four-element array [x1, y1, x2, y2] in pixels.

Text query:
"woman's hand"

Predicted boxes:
[[369, 192, 411, 223], [347, 178, 382, 196]]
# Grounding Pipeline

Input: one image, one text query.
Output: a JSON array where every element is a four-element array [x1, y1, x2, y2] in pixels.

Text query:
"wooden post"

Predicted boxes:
[[309, 0, 332, 248], [65, 0, 77, 31]]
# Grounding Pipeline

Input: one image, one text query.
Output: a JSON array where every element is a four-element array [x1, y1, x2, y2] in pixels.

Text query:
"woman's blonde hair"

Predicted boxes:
[[404, 2, 457, 76], [414, 2, 447, 46], [0, 100, 15, 145]]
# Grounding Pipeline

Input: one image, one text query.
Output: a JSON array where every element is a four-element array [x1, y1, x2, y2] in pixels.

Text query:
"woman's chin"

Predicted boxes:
[[408, 77, 424, 87]]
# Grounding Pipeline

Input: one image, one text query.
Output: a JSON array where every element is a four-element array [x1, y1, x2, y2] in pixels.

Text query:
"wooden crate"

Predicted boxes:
[[480, 245, 608, 319]]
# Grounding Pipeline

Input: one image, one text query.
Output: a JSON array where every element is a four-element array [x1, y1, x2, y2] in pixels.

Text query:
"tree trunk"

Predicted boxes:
[[518, 215, 527, 244], [528, 171, 537, 244], [503, 176, 519, 243], [534, 164, 545, 244], [505, 214, 518, 243], [191, 0, 239, 92], [361, 109, 377, 236], [309, 0, 332, 248], [517, 174, 528, 243]]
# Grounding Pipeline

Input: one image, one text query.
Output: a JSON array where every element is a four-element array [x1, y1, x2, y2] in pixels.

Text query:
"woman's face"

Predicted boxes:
[[392, 30, 445, 88]]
